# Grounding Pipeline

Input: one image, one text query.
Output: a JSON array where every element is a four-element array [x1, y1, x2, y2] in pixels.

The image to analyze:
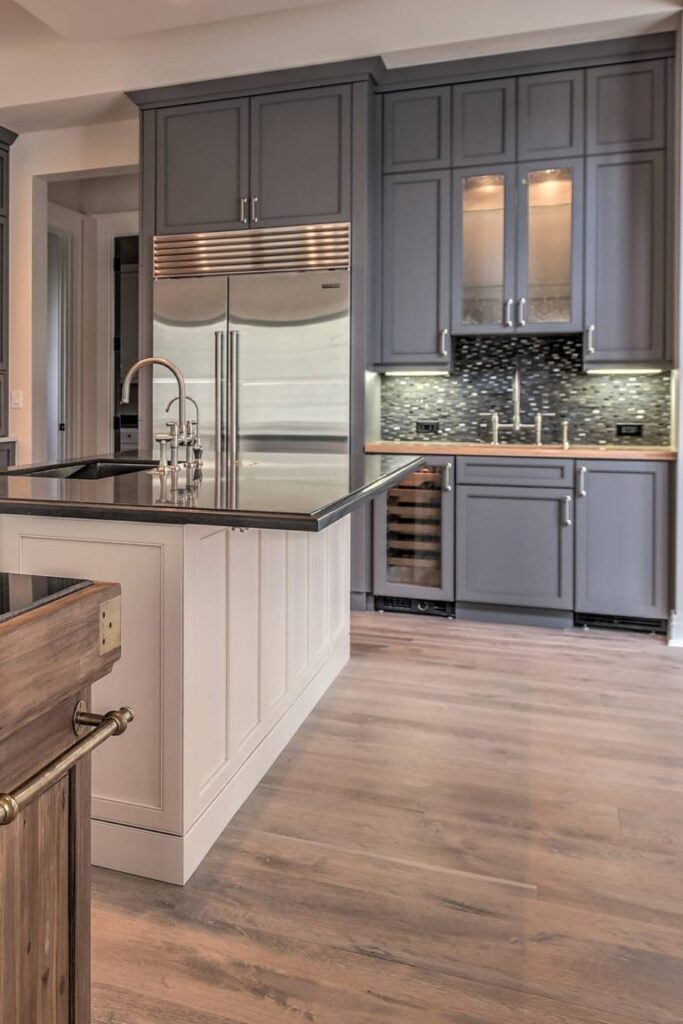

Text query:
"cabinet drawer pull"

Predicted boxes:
[[239, 196, 249, 224], [585, 324, 596, 356], [503, 298, 513, 328], [562, 495, 572, 527], [438, 328, 449, 358], [517, 297, 526, 328], [443, 462, 453, 492], [250, 195, 259, 224], [578, 465, 587, 497], [0, 706, 134, 826]]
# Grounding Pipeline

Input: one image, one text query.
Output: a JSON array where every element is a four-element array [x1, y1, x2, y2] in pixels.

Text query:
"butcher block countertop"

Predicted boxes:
[[365, 441, 677, 461]]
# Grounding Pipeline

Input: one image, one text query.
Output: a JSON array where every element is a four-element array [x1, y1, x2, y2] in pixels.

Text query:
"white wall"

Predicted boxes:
[[8, 119, 138, 462], [48, 173, 139, 216]]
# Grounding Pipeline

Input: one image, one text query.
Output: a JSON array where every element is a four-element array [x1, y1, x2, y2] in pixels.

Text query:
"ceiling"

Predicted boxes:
[[12, 0, 337, 42]]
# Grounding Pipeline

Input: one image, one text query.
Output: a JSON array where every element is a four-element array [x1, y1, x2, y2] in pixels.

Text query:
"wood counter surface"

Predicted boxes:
[[365, 441, 677, 461]]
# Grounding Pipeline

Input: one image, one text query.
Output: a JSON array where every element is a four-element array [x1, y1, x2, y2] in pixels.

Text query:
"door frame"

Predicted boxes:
[[47, 202, 83, 460]]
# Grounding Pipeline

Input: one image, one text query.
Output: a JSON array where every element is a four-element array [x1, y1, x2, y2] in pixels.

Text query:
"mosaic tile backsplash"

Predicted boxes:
[[381, 337, 672, 446]]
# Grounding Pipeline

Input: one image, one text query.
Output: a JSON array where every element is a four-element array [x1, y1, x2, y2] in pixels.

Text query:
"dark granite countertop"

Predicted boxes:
[[0, 452, 424, 531], [0, 573, 92, 626]]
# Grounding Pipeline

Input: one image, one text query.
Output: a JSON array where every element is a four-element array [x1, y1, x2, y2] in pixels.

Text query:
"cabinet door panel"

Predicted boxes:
[[586, 60, 666, 154], [453, 79, 516, 166], [383, 87, 451, 172], [250, 86, 351, 227], [575, 461, 669, 618], [156, 99, 249, 234], [0, 217, 7, 368], [456, 486, 574, 609], [517, 158, 583, 332], [518, 70, 584, 159], [381, 171, 451, 365], [452, 166, 515, 333], [584, 151, 665, 365], [373, 458, 454, 600]]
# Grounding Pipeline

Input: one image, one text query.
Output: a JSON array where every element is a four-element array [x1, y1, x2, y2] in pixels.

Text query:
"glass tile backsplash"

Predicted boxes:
[[381, 337, 672, 446]]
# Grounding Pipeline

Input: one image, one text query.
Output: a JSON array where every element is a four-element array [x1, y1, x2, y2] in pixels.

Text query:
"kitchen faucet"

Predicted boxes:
[[121, 357, 197, 472], [166, 394, 203, 467], [484, 369, 551, 445]]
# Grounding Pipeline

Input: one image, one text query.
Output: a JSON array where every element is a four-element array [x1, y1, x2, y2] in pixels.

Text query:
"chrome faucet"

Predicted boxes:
[[484, 369, 552, 446], [166, 395, 203, 466], [121, 357, 195, 472]]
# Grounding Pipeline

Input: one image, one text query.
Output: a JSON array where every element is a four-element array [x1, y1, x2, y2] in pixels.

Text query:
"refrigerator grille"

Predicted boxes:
[[154, 222, 351, 279]]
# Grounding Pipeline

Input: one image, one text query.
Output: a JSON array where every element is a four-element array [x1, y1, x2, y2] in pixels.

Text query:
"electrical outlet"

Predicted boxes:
[[616, 423, 644, 438], [10, 390, 23, 409], [416, 420, 440, 435]]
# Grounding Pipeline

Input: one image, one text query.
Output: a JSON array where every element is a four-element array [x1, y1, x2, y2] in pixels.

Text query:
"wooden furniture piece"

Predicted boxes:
[[0, 126, 17, 438], [0, 576, 129, 1024]]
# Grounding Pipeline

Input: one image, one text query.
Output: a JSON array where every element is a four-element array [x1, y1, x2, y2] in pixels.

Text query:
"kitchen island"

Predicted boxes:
[[0, 451, 421, 884]]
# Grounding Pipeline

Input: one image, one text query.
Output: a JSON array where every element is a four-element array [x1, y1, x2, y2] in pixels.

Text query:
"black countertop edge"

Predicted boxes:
[[0, 457, 425, 531]]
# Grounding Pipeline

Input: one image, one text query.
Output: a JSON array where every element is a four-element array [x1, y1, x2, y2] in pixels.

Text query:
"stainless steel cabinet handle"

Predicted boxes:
[[214, 331, 226, 467], [503, 298, 513, 328], [443, 462, 453, 492], [0, 706, 134, 826], [438, 328, 449, 358], [250, 196, 259, 224], [578, 465, 587, 498], [585, 324, 596, 356], [517, 297, 527, 328], [562, 495, 572, 527], [227, 330, 240, 466], [239, 196, 249, 224]]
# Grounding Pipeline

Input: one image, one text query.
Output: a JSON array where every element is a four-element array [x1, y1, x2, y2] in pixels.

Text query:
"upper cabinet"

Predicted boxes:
[[155, 85, 351, 235], [383, 87, 451, 173], [156, 99, 249, 234], [586, 61, 666, 154], [517, 70, 584, 160], [250, 86, 351, 227], [453, 79, 516, 165]]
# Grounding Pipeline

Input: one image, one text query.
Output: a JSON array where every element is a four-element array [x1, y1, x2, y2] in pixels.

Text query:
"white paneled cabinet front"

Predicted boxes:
[[0, 514, 350, 884]]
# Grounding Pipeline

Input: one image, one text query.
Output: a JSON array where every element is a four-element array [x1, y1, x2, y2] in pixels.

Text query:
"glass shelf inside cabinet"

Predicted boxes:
[[527, 167, 573, 324], [462, 173, 506, 327], [385, 465, 443, 588]]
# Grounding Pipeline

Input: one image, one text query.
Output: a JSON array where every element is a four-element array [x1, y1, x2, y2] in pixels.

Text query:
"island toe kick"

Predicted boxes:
[[0, 514, 350, 884]]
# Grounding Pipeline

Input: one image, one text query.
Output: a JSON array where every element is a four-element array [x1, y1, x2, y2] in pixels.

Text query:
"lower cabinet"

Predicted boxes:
[[575, 460, 670, 619], [0, 439, 15, 468], [456, 484, 574, 610], [373, 457, 455, 600]]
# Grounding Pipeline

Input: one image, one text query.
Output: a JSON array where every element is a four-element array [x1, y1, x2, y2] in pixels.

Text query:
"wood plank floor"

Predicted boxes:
[[91, 612, 683, 1023]]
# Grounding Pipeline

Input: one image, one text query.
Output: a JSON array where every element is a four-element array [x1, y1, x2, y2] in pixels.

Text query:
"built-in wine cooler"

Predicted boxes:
[[373, 456, 455, 609]]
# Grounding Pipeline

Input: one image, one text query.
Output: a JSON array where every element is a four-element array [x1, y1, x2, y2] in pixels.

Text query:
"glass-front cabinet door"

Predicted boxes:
[[452, 168, 515, 333], [373, 457, 455, 600], [516, 158, 583, 332]]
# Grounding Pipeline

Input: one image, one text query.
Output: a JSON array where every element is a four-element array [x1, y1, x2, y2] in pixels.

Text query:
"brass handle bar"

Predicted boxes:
[[0, 706, 134, 826]]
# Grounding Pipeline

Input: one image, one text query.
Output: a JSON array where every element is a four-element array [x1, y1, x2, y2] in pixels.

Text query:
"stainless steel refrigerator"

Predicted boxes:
[[152, 267, 350, 464]]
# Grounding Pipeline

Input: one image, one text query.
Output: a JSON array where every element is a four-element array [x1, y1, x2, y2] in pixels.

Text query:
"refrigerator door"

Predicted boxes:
[[153, 277, 228, 461], [227, 270, 350, 454]]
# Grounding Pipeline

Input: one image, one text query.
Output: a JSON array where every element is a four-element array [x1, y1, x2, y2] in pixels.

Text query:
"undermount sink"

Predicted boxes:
[[10, 460, 157, 481]]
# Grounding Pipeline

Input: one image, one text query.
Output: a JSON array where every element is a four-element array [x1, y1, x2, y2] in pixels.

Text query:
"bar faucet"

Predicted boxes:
[[484, 369, 551, 446], [121, 357, 194, 472], [166, 395, 203, 466]]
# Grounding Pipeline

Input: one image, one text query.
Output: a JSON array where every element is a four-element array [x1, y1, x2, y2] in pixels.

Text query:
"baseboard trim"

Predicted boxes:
[[667, 612, 683, 646], [91, 634, 350, 884]]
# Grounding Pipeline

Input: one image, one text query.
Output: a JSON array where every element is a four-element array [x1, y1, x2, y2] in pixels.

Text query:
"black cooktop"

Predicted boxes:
[[0, 573, 91, 626]]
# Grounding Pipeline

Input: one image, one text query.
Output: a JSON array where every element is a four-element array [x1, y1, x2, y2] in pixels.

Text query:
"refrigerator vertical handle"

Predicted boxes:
[[214, 331, 225, 467], [227, 330, 240, 466]]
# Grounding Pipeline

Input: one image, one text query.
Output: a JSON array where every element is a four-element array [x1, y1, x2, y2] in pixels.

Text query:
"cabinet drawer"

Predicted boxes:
[[456, 456, 574, 488]]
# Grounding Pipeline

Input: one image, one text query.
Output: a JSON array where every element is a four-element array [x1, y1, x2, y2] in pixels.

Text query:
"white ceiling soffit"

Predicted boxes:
[[0, 92, 137, 134], [13, 0, 337, 42]]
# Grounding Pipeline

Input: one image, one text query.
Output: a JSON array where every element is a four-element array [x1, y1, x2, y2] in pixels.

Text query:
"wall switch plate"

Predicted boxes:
[[10, 390, 23, 409], [616, 423, 644, 438], [416, 420, 440, 435]]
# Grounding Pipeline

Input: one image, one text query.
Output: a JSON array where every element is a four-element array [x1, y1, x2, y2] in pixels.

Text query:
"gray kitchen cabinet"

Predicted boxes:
[[457, 455, 574, 488], [374, 457, 455, 601], [0, 148, 7, 217], [0, 217, 6, 369], [453, 79, 516, 166], [517, 70, 584, 160], [575, 461, 669, 619], [0, 372, 7, 438], [456, 485, 574, 610], [516, 157, 584, 333], [586, 60, 666, 155], [383, 87, 451, 173], [381, 171, 451, 365], [584, 150, 665, 365], [0, 439, 15, 468], [156, 98, 250, 234], [250, 86, 351, 227]]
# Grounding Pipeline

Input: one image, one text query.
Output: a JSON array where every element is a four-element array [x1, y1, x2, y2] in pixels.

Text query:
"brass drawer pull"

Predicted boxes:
[[0, 705, 134, 826]]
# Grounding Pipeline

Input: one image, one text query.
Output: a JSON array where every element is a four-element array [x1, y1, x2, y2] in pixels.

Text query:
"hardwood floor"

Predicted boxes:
[[91, 613, 683, 1023]]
